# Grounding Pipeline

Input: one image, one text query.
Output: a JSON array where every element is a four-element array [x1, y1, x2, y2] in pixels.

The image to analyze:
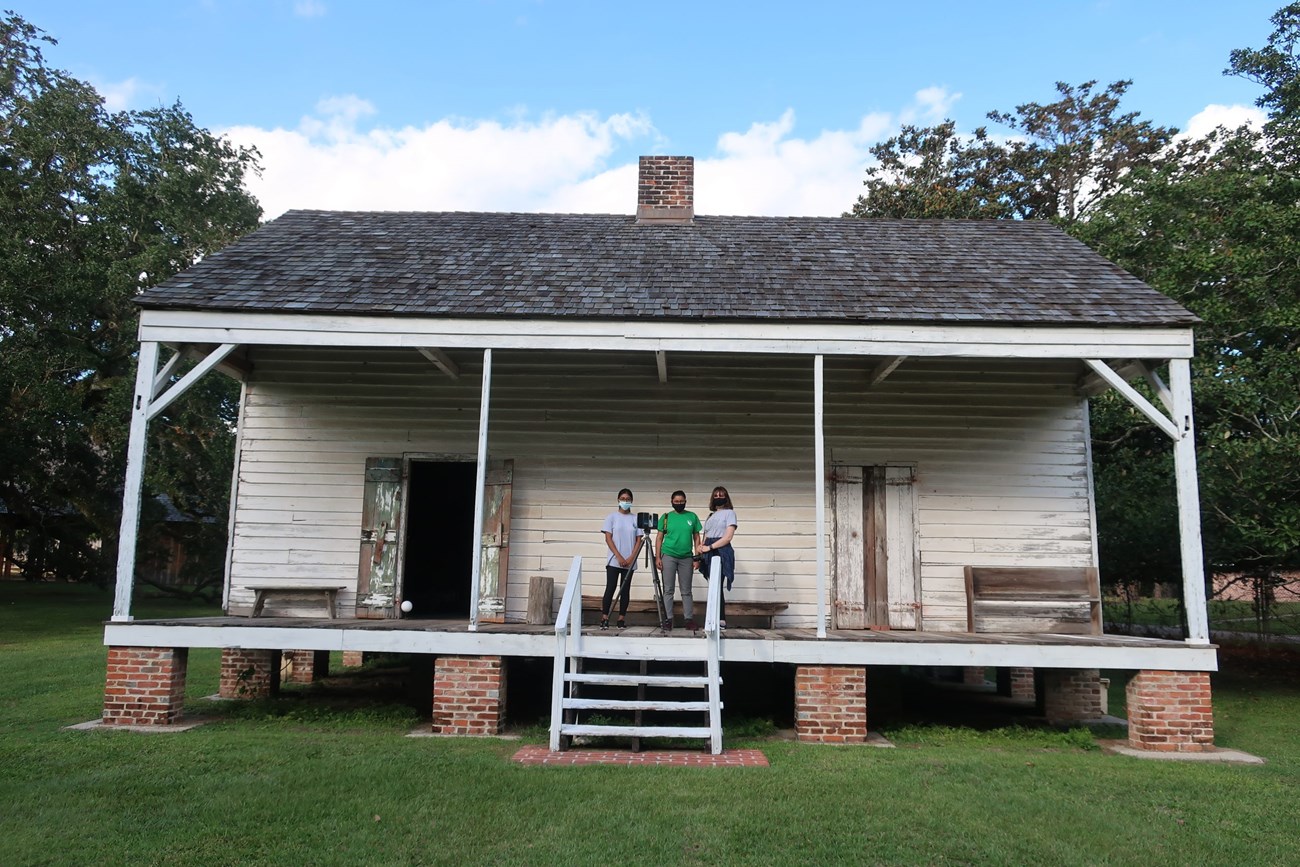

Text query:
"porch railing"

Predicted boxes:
[[549, 555, 584, 751], [702, 554, 723, 753]]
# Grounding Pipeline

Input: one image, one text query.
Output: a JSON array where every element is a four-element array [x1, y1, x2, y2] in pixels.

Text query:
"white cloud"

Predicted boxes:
[[909, 86, 962, 123], [1182, 103, 1266, 139], [223, 99, 655, 218], [701, 109, 895, 216], [222, 87, 951, 220], [293, 0, 327, 18], [96, 77, 149, 111]]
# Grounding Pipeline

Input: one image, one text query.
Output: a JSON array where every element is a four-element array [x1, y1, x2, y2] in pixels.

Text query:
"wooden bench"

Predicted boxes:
[[581, 595, 788, 628], [964, 566, 1101, 635], [244, 580, 352, 618]]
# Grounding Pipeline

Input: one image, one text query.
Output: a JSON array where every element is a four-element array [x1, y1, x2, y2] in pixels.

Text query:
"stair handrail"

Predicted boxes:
[[702, 554, 724, 754], [549, 555, 583, 751]]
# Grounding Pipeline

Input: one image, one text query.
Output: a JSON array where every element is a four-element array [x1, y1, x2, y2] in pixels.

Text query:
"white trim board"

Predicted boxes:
[[139, 310, 1194, 360], [103, 623, 1218, 671]]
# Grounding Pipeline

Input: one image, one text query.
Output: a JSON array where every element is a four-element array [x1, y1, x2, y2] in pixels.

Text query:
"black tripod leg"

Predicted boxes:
[[647, 544, 668, 626]]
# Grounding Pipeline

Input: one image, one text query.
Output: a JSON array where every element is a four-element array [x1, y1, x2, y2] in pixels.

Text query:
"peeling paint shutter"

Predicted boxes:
[[476, 460, 513, 622], [833, 465, 917, 630], [864, 466, 890, 627], [832, 466, 868, 629], [356, 457, 403, 619], [884, 466, 921, 630]]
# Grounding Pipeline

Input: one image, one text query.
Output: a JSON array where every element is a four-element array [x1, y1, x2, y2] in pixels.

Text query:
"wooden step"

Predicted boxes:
[[563, 697, 713, 712], [575, 646, 711, 662], [561, 723, 711, 739], [566, 672, 713, 689]]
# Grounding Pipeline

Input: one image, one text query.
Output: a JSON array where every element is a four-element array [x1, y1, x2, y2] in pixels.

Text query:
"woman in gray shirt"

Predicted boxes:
[[697, 486, 738, 631], [600, 487, 644, 629]]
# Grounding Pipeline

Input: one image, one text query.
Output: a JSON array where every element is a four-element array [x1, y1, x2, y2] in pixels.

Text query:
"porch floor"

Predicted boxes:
[[104, 615, 1218, 671], [110, 614, 1191, 645]]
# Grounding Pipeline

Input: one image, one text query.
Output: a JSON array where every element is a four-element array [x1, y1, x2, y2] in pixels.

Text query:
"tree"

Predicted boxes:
[[848, 12, 1300, 623], [1228, 1, 1300, 146], [0, 13, 261, 588], [845, 121, 1017, 219], [1082, 125, 1300, 579], [848, 80, 1176, 226]]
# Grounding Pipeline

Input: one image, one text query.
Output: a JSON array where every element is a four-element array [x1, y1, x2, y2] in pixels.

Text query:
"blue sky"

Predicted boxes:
[[16, 1, 1283, 219]]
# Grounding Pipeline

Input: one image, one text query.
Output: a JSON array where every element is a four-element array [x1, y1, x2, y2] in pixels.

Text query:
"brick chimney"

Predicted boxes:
[[636, 155, 694, 224]]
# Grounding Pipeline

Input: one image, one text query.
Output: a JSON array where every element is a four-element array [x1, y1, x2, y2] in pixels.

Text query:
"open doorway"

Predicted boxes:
[[401, 460, 477, 618]]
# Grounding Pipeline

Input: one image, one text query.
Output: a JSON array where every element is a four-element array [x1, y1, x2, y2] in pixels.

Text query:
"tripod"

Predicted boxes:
[[602, 516, 667, 630], [644, 526, 669, 627], [630, 512, 669, 628]]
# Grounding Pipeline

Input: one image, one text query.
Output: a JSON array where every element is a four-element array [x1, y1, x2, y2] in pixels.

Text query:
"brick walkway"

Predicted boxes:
[[512, 746, 769, 767]]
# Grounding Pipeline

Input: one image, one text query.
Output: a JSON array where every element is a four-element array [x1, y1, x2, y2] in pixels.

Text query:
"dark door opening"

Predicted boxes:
[[401, 461, 477, 618]]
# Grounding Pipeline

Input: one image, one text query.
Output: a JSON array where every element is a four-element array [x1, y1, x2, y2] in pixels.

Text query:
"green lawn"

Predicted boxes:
[[1105, 595, 1300, 637], [2, 582, 1298, 866]]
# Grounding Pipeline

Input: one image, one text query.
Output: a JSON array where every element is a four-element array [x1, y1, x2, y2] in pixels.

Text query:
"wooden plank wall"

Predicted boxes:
[[227, 348, 1094, 629]]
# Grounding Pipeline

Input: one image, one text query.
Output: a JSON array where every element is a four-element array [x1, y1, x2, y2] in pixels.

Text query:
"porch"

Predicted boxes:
[[102, 613, 1218, 672], [103, 606, 1217, 755]]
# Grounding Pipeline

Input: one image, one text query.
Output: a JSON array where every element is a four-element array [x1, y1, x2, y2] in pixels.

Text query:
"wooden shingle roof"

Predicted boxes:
[[139, 210, 1197, 326]]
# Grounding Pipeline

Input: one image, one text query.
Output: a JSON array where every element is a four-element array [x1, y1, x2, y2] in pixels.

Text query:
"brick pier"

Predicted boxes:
[[1042, 668, 1106, 724], [219, 648, 281, 699], [1126, 670, 1215, 752], [103, 646, 189, 726], [433, 655, 506, 735], [795, 665, 867, 743]]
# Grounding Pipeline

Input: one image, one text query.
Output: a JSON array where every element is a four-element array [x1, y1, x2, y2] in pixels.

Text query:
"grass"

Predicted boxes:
[[1105, 596, 1300, 637], [2, 581, 1299, 865]]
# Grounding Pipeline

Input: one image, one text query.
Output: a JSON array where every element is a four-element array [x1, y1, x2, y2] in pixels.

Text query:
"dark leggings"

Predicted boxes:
[[602, 565, 633, 618], [702, 538, 734, 623]]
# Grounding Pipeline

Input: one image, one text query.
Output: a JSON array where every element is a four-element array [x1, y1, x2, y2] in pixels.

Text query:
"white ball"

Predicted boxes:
[[400, 600, 413, 613]]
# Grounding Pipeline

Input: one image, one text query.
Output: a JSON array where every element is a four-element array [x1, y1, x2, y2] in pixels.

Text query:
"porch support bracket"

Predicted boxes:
[[145, 343, 239, 421], [868, 355, 907, 387], [1138, 361, 1175, 415], [1083, 360, 1180, 441], [417, 347, 460, 379], [469, 348, 494, 632], [113, 341, 239, 621], [152, 345, 188, 393]]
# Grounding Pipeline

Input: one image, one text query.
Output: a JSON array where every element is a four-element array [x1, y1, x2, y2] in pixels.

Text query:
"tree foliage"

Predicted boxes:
[[1228, 1, 1300, 144], [1080, 126, 1300, 584], [848, 6, 1300, 601], [0, 13, 261, 587], [847, 80, 1177, 225], [845, 121, 1017, 219]]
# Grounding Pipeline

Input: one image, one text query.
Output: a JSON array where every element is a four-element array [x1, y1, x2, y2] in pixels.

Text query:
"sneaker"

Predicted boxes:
[[599, 617, 609, 631], [616, 617, 626, 629], [719, 620, 727, 632], [685, 619, 697, 632], [660, 619, 672, 633]]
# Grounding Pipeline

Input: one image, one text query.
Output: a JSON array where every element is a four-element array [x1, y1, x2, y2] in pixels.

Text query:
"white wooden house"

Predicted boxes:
[[102, 156, 1217, 753]]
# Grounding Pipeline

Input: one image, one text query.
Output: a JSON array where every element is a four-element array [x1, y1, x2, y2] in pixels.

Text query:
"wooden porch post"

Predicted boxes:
[[814, 355, 827, 638], [1170, 359, 1209, 644], [112, 340, 160, 622], [469, 348, 493, 632], [221, 381, 249, 614]]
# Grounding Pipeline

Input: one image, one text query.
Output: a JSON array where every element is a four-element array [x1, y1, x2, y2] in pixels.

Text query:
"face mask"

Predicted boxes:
[[672, 503, 686, 513], [618, 501, 632, 511], [712, 498, 726, 508]]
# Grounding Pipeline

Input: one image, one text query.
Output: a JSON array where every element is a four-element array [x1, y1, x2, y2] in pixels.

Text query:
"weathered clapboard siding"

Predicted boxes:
[[226, 348, 1094, 628]]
